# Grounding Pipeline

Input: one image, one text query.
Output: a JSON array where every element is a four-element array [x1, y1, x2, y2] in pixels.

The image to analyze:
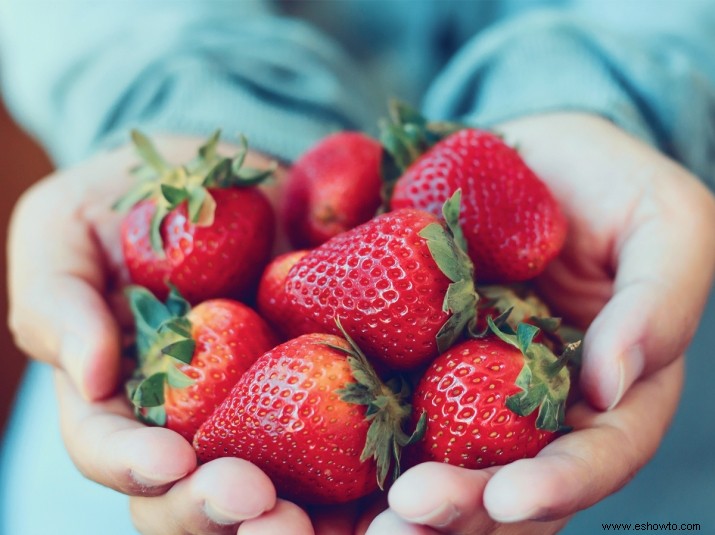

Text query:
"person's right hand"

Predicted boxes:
[[6, 135, 308, 534]]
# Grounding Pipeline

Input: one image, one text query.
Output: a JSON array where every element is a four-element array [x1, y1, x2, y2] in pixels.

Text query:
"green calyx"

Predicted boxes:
[[378, 99, 464, 204], [418, 189, 480, 353], [329, 319, 426, 490], [113, 130, 276, 253], [487, 316, 578, 433], [477, 285, 585, 365], [124, 285, 197, 426]]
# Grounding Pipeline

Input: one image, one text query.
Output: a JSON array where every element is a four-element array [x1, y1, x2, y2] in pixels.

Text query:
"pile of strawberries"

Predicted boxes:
[[117, 102, 580, 505]]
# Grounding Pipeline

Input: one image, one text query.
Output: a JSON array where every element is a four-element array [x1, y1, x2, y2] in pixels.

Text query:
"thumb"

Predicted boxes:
[[581, 180, 715, 410]]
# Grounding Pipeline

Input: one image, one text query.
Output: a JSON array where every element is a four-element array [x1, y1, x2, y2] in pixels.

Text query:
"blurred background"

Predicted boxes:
[[0, 99, 51, 434]]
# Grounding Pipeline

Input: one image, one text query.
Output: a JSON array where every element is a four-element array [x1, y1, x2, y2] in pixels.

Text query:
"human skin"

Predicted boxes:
[[7, 113, 715, 534]]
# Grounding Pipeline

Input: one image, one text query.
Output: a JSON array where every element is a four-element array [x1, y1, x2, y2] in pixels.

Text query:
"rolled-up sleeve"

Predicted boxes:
[[424, 1, 715, 187], [0, 0, 377, 165]]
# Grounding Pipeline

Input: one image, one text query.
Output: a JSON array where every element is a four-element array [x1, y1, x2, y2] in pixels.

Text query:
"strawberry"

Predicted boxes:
[[256, 249, 324, 339], [125, 286, 278, 442], [277, 191, 480, 370], [382, 102, 567, 283], [115, 130, 276, 303], [193, 325, 425, 505], [281, 131, 383, 249], [409, 319, 575, 469]]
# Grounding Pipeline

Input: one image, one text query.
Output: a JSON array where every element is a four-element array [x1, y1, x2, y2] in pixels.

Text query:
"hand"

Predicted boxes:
[[498, 113, 715, 410], [368, 356, 683, 534], [57, 366, 380, 535], [7, 135, 299, 534], [364, 113, 715, 533], [8, 134, 286, 399]]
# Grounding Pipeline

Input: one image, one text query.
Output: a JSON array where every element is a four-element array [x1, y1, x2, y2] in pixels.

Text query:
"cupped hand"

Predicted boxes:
[[368, 356, 683, 534], [364, 113, 715, 534], [7, 134, 302, 534], [497, 113, 715, 410], [7, 134, 285, 400]]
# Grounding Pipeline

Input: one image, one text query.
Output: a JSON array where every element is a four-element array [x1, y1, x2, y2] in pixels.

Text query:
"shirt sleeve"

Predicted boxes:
[[0, 0, 378, 165], [423, 0, 715, 188]]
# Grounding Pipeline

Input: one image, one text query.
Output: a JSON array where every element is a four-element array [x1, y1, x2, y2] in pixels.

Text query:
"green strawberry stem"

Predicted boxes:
[[113, 130, 276, 253], [418, 189, 480, 353], [125, 285, 197, 426], [329, 319, 426, 489], [487, 316, 574, 432]]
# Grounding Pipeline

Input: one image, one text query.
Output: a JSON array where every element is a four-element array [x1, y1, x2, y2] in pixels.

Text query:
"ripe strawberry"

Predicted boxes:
[[281, 132, 383, 248], [256, 249, 324, 339], [125, 286, 278, 442], [278, 191, 479, 370], [410, 319, 575, 469], [382, 102, 567, 283], [115, 130, 276, 303], [193, 326, 424, 505]]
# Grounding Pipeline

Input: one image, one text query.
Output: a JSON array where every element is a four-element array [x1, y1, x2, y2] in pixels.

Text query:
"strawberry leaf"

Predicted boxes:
[[131, 130, 169, 174], [197, 129, 221, 162], [332, 318, 424, 490], [149, 203, 169, 253], [161, 184, 189, 207], [420, 192, 479, 353], [126, 285, 197, 421], [441, 189, 467, 252], [162, 339, 196, 364], [132, 373, 167, 408], [187, 186, 207, 224], [126, 286, 171, 359], [112, 181, 156, 213], [488, 317, 571, 432], [436, 279, 479, 352], [166, 365, 195, 389], [139, 406, 167, 427], [165, 286, 191, 317]]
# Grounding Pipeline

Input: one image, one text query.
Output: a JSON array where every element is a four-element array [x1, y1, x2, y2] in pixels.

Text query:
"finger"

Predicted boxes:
[[8, 178, 121, 400], [581, 173, 715, 409], [238, 499, 313, 535], [131, 458, 277, 535], [55, 370, 196, 495], [484, 356, 683, 523], [365, 509, 438, 535], [388, 463, 494, 532]]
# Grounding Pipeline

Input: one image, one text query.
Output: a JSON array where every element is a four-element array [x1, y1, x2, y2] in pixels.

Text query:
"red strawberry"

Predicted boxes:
[[193, 327, 424, 505], [115, 130, 275, 303], [125, 286, 278, 442], [382, 103, 567, 283], [410, 320, 574, 469], [278, 192, 479, 370], [281, 132, 383, 249], [256, 249, 325, 339]]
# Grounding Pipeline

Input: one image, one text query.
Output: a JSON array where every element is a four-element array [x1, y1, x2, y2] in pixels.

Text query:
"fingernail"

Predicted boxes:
[[60, 334, 90, 399], [401, 501, 460, 527], [484, 471, 543, 523], [490, 505, 543, 523], [607, 346, 645, 411], [129, 468, 182, 489], [204, 500, 261, 525]]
